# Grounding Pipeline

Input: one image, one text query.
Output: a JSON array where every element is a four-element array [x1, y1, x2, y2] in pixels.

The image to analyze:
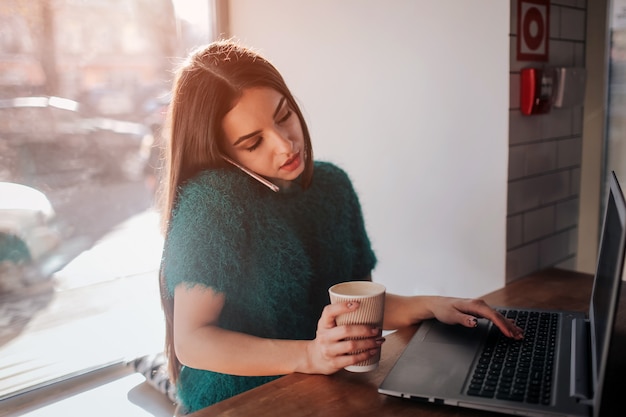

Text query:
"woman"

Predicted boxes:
[[158, 40, 523, 414]]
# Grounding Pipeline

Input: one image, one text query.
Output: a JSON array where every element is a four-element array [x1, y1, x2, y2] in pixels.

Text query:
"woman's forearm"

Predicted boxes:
[[175, 325, 311, 376], [383, 293, 437, 330], [383, 294, 524, 340]]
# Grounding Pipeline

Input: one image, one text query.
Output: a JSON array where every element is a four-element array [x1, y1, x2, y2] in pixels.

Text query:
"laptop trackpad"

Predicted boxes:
[[380, 319, 487, 397], [421, 319, 483, 344]]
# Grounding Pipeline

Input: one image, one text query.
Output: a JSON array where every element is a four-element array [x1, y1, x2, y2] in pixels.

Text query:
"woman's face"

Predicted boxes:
[[221, 87, 305, 188]]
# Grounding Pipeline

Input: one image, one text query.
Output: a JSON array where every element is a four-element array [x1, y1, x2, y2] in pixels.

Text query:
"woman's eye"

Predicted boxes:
[[277, 109, 292, 124], [246, 138, 262, 152]]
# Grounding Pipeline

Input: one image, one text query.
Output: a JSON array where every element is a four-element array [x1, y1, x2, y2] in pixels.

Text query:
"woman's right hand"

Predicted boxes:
[[303, 301, 384, 375]]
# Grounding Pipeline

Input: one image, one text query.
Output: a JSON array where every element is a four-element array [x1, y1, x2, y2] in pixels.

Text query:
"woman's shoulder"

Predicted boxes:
[[314, 160, 344, 173], [181, 169, 254, 199], [313, 161, 353, 189], [184, 168, 248, 192], [175, 169, 252, 215]]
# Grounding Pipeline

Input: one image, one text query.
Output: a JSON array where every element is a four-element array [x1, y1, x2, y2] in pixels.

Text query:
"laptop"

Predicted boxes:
[[379, 171, 626, 417]]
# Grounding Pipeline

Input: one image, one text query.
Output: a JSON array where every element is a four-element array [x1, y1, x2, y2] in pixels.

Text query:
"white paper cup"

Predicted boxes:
[[328, 281, 386, 372]]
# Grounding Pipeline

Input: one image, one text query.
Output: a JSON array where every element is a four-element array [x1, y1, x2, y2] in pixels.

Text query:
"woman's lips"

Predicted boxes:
[[280, 152, 302, 172]]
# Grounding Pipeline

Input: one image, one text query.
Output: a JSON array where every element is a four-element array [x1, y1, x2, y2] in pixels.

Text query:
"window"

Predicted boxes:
[[607, 5, 626, 201], [0, 0, 213, 400]]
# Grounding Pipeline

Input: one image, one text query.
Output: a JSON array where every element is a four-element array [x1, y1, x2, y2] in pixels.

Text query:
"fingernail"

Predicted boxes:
[[376, 337, 386, 345], [371, 327, 380, 335], [469, 317, 478, 327], [347, 301, 359, 309]]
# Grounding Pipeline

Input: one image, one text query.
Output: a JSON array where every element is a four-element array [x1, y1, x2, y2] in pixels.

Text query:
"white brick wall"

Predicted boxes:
[[507, 0, 587, 281]]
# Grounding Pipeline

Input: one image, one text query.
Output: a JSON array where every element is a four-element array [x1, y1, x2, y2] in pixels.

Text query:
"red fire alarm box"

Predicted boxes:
[[520, 67, 554, 115]]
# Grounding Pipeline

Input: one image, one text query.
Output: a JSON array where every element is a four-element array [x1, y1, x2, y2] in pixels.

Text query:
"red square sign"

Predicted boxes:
[[517, 0, 550, 62]]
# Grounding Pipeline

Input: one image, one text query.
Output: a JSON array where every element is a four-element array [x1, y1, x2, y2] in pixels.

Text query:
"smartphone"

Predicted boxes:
[[221, 155, 279, 192]]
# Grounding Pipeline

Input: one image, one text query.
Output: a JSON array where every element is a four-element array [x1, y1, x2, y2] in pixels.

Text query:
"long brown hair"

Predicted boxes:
[[158, 40, 314, 383]]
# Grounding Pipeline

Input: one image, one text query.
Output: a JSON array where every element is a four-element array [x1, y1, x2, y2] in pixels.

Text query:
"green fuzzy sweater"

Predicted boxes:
[[162, 161, 377, 413]]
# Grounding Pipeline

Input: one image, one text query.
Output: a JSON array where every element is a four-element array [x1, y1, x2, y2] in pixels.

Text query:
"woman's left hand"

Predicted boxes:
[[429, 296, 524, 340]]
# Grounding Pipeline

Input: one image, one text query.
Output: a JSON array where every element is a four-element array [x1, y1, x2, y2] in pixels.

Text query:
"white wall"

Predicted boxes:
[[228, 0, 510, 298]]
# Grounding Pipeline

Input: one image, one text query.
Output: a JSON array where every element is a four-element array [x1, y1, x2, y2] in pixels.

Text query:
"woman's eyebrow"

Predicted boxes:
[[233, 97, 287, 146], [233, 130, 260, 146], [272, 97, 286, 118]]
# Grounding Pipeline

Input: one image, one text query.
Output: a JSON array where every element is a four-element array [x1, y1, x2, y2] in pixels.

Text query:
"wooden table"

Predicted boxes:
[[188, 268, 594, 417]]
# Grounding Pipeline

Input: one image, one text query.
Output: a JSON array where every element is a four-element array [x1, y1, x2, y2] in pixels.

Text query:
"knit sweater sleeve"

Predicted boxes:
[[342, 170, 377, 279], [162, 171, 245, 297], [317, 162, 377, 280]]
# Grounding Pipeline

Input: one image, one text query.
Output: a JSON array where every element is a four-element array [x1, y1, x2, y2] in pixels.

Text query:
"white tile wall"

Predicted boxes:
[[508, 170, 572, 213], [556, 198, 580, 229], [549, 40, 577, 66], [507, 0, 587, 281], [560, 7, 586, 40], [506, 241, 540, 279], [507, 214, 524, 249], [538, 230, 572, 267], [540, 108, 575, 138], [557, 137, 583, 167], [550, 5, 562, 38], [524, 205, 557, 241]]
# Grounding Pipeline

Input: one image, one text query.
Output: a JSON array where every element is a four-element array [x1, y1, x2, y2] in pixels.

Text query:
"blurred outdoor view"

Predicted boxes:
[[0, 0, 211, 400]]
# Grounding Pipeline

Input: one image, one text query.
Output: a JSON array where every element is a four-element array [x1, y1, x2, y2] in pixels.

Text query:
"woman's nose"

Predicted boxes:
[[269, 129, 294, 153]]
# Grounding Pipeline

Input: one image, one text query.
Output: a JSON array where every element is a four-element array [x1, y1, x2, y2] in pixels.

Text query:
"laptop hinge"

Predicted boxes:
[[570, 317, 593, 404]]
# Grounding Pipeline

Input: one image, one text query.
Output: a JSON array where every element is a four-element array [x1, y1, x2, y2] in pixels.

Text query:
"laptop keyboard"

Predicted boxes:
[[466, 309, 559, 405]]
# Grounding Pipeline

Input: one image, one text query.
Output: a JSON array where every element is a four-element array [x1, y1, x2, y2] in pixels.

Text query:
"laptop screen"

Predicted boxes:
[[589, 172, 626, 399]]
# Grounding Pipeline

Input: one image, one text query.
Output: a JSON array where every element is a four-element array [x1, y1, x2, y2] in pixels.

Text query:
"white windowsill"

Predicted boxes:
[[0, 362, 176, 417]]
